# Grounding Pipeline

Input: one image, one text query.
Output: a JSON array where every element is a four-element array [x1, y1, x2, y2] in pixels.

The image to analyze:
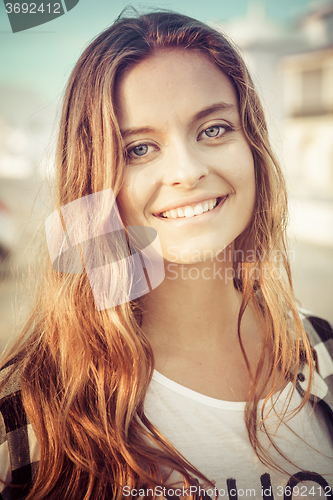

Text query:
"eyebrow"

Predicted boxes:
[[191, 102, 237, 123], [120, 102, 237, 139], [121, 126, 155, 140]]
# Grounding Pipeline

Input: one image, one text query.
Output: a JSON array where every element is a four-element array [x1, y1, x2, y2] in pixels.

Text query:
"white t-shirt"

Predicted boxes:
[[144, 371, 333, 500]]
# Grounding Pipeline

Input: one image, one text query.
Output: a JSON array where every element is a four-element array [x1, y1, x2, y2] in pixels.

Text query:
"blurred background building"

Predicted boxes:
[[214, 0, 333, 246], [213, 0, 333, 325], [0, 85, 55, 353], [1, 0, 333, 354]]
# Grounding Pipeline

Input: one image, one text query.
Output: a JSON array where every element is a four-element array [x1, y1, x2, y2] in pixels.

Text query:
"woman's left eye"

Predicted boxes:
[[205, 126, 222, 137], [202, 125, 226, 138]]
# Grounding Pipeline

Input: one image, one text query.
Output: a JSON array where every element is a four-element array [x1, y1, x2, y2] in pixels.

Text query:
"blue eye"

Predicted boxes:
[[204, 126, 222, 138], [131, 144, 148, 156], [126, 142, 158, 162]]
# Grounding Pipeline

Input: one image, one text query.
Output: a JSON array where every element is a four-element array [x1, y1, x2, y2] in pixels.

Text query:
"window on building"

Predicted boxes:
[[301, 68, 323, 115]]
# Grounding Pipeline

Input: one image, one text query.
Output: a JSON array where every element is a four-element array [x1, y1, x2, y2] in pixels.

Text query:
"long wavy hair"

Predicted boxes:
[[0, 9, 315, 500]]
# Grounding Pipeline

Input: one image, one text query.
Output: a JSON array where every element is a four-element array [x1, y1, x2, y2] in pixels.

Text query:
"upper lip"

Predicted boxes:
[[154, 193, 228, 215]]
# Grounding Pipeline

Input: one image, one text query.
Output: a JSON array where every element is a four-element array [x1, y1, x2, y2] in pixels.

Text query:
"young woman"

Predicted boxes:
[[0, 10, 333, 500]]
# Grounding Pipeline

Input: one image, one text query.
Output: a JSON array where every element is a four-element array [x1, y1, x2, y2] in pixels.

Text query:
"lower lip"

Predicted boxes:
[[154, 196, 228, 226]]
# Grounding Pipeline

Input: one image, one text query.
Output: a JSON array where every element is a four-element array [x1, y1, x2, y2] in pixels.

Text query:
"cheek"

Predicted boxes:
[[116, 170, 151, 225], [117, 186, 139, 226], [240, 150, 256, 201], [211, 142, 255, 188], [230, 143, 254, 181], [240, 151, 256, 211]]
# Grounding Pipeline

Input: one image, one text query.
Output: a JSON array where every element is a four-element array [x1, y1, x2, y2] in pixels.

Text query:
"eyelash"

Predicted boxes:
[[198, 123, 233, 140], [125, 123, 234, 160]]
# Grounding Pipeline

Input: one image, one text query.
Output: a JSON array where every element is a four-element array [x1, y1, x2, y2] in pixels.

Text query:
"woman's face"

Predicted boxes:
[[116, 49, 256, 264]]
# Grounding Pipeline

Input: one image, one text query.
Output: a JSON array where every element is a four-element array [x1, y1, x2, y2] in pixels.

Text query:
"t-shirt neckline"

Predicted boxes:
[[152, 369, 293, 411]]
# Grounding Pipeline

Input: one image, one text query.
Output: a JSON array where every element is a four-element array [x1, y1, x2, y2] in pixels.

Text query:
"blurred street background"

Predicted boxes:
[[1, 0, 333, 355]]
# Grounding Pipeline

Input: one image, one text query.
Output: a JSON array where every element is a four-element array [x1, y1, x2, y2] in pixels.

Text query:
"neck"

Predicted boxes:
[[142, 249, 252, 355], [141, 249, 271, 401]]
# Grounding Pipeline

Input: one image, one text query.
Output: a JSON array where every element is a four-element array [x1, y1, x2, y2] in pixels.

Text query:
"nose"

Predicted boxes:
[[162, 138, 208, 188]]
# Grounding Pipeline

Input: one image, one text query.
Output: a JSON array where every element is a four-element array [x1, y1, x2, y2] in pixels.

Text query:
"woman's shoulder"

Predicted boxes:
[[0, 356, 39, 499], [296, 309, 333, 414], [0, 356, 25, 434], [0, 355, 26, 428], [0, 354, 23, 393], [298, 308, 333, 358]]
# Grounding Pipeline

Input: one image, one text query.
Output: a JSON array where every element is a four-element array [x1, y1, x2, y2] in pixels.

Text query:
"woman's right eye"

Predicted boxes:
[[126, 143, 155, 159], [131, 144, 148, 156]]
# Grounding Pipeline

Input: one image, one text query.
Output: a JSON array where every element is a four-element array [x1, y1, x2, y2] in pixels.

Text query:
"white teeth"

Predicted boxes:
[[184, 206, 195, 217], [193, 204, 204, 215], [161, 197, 220, 219]]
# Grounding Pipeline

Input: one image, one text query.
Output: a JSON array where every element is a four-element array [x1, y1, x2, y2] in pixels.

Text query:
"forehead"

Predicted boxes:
[[115, 49, 238, 129]]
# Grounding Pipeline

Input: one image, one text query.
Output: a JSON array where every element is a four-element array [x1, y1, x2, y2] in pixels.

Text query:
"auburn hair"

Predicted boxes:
[[0, 9, 315, 500]]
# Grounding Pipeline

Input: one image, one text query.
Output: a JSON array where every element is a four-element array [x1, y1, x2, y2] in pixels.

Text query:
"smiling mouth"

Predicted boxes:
[[157, 196, 227, 220]]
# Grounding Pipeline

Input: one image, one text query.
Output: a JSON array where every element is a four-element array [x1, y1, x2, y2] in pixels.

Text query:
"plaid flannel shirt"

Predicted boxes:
[[0, 311, 333, 500]]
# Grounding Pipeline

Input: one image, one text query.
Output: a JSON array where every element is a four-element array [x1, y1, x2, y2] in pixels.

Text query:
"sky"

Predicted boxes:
[[0, 0, 328, 104]]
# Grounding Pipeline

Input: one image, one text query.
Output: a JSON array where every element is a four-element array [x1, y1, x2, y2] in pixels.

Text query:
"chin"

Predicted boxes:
[[161, 240, 232, 265]]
